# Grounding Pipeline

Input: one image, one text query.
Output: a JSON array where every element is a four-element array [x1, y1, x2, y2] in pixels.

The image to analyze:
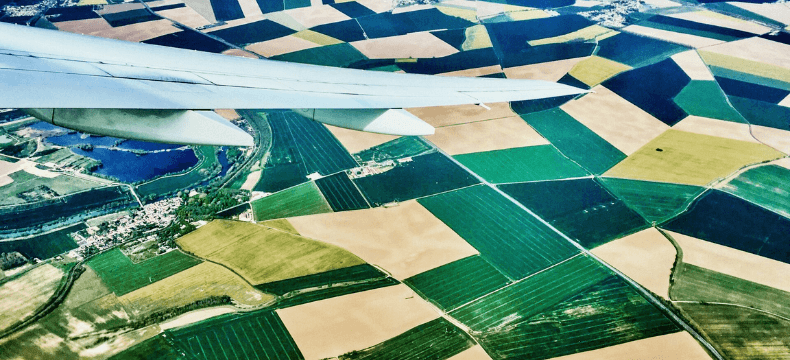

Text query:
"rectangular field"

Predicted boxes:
[[87, 249, 201, 296], [251, 181, 332, 222], [719, 164, 790, 219], [417, 185, 579, 280], [405, 255, 511, 311], [521, 109, 626, 175], [167, 310, 304, 360], [314, 172, 369, 211], [453, 145, 589, 184]]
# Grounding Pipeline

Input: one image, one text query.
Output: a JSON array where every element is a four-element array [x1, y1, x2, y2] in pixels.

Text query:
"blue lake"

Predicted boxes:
[[72, 147, 198, 183], [116, 140, 183, 151], [218, 147, 230, 177], [47, 133, 120, 147]]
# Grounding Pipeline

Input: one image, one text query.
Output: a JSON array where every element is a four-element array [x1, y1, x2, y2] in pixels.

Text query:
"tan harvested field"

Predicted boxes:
[[236, 0, 263, 17], [119, 262, 274, 317], [503, 57, 585, 81], [181, 0, 216, 22], [260, 218, 300, 235], [561, 86, 669, 155], [436, 5, 478, 22], [426, 116, 548, 155], [351, 32, 459, 59], [731, 1, 790, 26], [506, 8, 551, 21], [325, 124, 397, 154], [287, 201, 479, 279], [642, 0, 680, 8], [91, 20, 180, 42], [62, 267, 111, 310], [672, 116, 756, 143], [671, 50, 714, 81], [55, 18, 113, 34], [406, 102, 516, 127], [277, 284, 439, 360], [780, 94, 790, 107], [567, 55, 631, 87], [222, 48, 261, 58], [77, 325, 160, 359], [704, 37, 790, 70], [0, 159, 23, 177], [284, 5, 350, 28], [475, 1, 505, 18], [666, 230, 790, 293], [622, 25, 724, 48], [157, 6, 211, 28], [240, 169, 261, 190], [550, 332, 711, 360], [439, 65, 503, 78], [667, 10, 770, 35], [591, 228, 675, 299], [0, 175, 11, 187], [246, 35, 320, 57], [355, 0, 393, 13], [22, 161, 59, 178], [214, 109, 240, 120], [264, 12, 306, 30], [177, 220, 365, 284], [604, 129, 784, 186], [448, 345, 493, 360], [771, 157, 790, 169], [0, 264, 64, 331], [159, 306, 236, 330]]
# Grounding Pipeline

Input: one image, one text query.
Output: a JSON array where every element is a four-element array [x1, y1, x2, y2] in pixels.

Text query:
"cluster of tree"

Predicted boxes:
[[176, 188, 248, 221], [0, 251, 27, 270], [133, 295, 232, 328], [76, 144, 93, 151]]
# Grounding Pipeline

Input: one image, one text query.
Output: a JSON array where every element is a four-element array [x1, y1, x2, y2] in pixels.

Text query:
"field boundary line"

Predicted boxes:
[[493, 175, 595, 186], [672, 300, 790, 322]]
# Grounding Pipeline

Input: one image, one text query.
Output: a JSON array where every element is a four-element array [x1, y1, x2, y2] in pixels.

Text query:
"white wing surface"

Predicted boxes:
[[0, 23, 587, 146]]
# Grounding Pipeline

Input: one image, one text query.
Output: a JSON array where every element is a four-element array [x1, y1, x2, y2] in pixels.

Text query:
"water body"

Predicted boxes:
[[218, 147, 230, 177], [46, 133, 120, 147], [116, 140, 183, 151], [72, 147, 198, 183]]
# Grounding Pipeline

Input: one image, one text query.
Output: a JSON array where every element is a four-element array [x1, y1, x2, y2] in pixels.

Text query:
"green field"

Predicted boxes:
[[405, 255, 511, 311], [256, 264, 388, 295], [340, 318, 476, 360], [449, 255, 611, 332], [251, 181, 332, 221], [720, 165, 790, 219], [479, 277, 679, 360], [0, 170, 104, 206], [604, 129, 784, 186], [521, 109, 626, 175], [87, 249, 202, 296], [35, 148, 101, 172], [166, 310, 304, 360], [673, 80, 745, 122], [353, 136, 433, 163], [418, 185, 579, 280], [177, 220, 365, 285], [136, 146, 219, 199], [453, 145, 589, 184], [671, 263, 790, 319], [275, 277, 399, 309], [600, 177, 704, 224], [272, 43, 367, 68], [678, 303, 790, 360], [108, 335, 182, 360]]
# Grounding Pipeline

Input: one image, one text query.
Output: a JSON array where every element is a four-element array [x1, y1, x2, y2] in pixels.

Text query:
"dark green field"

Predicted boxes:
[[353, 136, 433, 163], [136, 146, 219, 199], [108, 335, 182, 360], [405, 255, 511, 311], [719, 165, 790, 219], [256, 264, 387, 295], [672, 80, 745, 122], [251, 181, 332, 221], [314, 172, 370, 211], [479, 277, 679, 360], [87, 249, 201, 296], [340, 318, 476, 360], [275, 277, 399, 309], [0, 223, 83, 260], [521, 109, 626, 175], [678, 303, 790, 360], [453, 145, 589, 184], [167, 310, 304, 360], [600, 177, 704, 224], [418, 185, 579, 280], [671, 263, 790, 319], [449, 255, 610, 332]]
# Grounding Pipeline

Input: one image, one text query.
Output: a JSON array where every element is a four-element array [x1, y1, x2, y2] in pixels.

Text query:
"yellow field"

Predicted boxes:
[[0, 264, 64, 331], [119, 262, 274, 317], [461, 25, 492, 51], [286, 200, 479, 279], [177, 220, 365, 285], [436, 5, 477, 22], [503, 57, 585, 81], [260, 218, 300, 235], [567, 56, 631, 87], [157, 6, 211, 28], [699, 50, 790, 83], [426, 116, 548, 155], [550, 332, 712, 360], [703, 37, 790, 70], [293, 29, 343, 46], [528, 25, 617, 46], [604, 129, 784, 186], [561, 86, 668, 155], [351, 32, 459, 59], [591, 228, 676, 299], [277, 284, 439, 360]]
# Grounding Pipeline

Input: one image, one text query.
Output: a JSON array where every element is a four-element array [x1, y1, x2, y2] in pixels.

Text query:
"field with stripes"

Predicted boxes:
[[6, 0, 790, 358]]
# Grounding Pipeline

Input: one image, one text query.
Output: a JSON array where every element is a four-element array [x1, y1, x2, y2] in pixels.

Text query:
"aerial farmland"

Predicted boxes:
[[2, 0, 790, 358]]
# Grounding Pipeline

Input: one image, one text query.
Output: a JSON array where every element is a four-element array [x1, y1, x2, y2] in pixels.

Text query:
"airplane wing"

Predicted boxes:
[[0, 22, 587, 146]]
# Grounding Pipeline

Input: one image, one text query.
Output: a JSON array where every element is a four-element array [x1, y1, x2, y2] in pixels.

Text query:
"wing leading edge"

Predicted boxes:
[[0, 23, 588, 146]]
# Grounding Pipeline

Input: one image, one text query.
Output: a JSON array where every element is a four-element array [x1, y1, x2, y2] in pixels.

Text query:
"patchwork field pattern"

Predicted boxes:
[[87, 249, 202, 296]]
